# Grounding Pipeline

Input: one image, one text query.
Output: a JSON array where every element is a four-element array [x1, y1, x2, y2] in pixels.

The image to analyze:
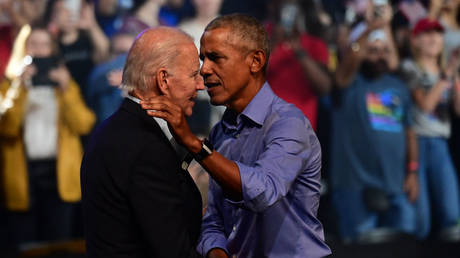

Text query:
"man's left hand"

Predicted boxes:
[[403, 172, 419, 203], [140, 96, 200, 152]]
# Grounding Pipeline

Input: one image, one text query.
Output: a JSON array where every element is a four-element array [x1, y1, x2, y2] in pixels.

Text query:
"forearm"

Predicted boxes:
[[295, 51, 331, 95], [414, 81, 447, 113], [453, 79, 460, 116], [334, 43, 363, 89], [87, 25, 110, 63], [186, 137, 242, 200], [405, 128, 418, 171], [207, 248, 229, 258], [383, 25, 399, 71]]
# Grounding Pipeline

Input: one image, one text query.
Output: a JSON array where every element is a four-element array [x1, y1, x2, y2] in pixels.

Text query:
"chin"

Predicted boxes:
[[184, 108, 193, 117], [209, 96, 226, 107]]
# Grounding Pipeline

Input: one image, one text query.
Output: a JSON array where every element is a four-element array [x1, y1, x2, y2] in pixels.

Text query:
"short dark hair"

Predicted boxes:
[[205, 13, 270, 72]]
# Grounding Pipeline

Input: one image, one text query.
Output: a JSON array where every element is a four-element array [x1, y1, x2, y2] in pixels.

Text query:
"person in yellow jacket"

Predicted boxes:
[[0, 26, 95, 246]]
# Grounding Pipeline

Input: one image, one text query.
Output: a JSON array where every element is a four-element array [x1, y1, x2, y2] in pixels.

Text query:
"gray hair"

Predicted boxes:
[[121, 27, 193, 92], [204, 13, 270, 72]]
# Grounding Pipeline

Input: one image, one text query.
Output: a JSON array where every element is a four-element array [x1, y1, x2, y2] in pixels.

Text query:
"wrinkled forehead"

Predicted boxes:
[[200, 27, 253, 54]]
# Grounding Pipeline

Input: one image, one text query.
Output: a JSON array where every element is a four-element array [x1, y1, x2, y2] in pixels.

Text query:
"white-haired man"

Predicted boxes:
[[81, 27, 204, 258]]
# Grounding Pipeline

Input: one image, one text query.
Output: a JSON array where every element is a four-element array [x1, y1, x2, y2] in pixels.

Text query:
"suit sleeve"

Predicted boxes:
[[127, 144, 200, 258]]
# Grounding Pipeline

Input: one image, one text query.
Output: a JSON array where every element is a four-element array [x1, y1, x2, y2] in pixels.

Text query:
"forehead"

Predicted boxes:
[[177, 42, 200, 67], [28, 30, 51, 42], [200, 27, 239, 51], [417, 30, 443, 38]]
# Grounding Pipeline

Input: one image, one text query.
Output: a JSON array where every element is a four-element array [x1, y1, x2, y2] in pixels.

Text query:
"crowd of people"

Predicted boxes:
[[0, 0, 460, 255]]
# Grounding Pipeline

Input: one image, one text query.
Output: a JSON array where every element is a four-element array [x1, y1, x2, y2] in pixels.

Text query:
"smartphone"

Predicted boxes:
[[31, 56, 60, 87], [280, 3, 299, 36], [373, 0, 388, 18]]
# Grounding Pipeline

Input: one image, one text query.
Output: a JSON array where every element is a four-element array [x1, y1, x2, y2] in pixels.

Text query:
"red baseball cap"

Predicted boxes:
[[411, 18, 444, 37]]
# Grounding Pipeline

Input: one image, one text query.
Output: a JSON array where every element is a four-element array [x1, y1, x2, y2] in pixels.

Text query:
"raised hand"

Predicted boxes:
[[140, 96, 197, 150]]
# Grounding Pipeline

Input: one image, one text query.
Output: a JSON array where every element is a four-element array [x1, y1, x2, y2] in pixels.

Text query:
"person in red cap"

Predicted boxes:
[[400, 17, 460, 240]]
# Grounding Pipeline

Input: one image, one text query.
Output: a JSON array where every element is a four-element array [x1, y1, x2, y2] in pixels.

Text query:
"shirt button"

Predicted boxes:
[[235, 134, 240, 138], [233, 226, 236, 232]]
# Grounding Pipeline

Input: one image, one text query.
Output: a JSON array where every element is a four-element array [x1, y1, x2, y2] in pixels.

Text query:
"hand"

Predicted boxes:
[[430, 0, 445, 13], [79, 2, 96, 30], [107, 69, 123, 87], [20, 64, 37, 86], [366, 3, 393, 30], [140, 96, 199, 151], [49, 65, 71, 91], [444, 48, 460, 78], [207, 248, 228, 258], [404, 172, 419, 203]]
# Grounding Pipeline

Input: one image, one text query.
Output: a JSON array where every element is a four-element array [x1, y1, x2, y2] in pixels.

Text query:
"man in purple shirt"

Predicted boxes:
[[140, 14, 331, 258]]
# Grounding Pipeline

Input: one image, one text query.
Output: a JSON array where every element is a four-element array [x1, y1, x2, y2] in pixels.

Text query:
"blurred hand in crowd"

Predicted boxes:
[[79, 1, 98, 31], [20, 64, 37, 86], [445, 47, 460, 78], [107, 69, 123, 87], [49, 65, 71, 91], [365, 1, 393, 30], [404, 172, 419, 203]]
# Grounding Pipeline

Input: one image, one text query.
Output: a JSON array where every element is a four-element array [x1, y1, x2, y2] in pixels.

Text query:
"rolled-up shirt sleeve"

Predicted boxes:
[[237, 116, 317, 212], [197, 180, 229, 256]]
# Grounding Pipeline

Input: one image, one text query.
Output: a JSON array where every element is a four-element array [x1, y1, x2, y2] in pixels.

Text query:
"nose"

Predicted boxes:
[[200, 58, 212, 77], [196, 75, 205, 90]]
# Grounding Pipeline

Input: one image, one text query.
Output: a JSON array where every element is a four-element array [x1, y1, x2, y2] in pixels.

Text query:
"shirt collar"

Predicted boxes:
[[240, 82, 275, 126], [126, 95, 173, 141], [221, 82, 275, 131]]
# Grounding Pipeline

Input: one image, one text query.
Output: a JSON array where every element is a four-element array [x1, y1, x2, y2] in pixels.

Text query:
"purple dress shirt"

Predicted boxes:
[[197, 83, 331, 257]]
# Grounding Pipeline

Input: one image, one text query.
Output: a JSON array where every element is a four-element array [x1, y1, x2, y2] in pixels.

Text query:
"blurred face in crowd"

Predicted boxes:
[[193, 0, 222, 17], [444, 0, 460, 11], [20, 0, 49, 24], [97, 0, 118, 16], [164, 42, 204, 117], [361, 40, 390, 79], [52, 0, 79, 32], [200, 27, 254, 108], [412, 30, 444, 59], [25, 29, 55, 58]]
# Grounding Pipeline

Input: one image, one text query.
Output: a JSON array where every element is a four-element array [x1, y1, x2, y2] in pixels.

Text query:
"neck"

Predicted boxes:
[[417, 55, 439, 73], [229, 76, 265, 114], [130, 89, 158, 101], [136, 1, 160, 27]]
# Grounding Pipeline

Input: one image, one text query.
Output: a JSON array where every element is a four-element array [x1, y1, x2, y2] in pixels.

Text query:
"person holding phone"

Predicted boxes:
[[266, 0, 331, 131], [0, 25, 95, 246], [330, 2, 419, 242], [400, 17, 460, 240]]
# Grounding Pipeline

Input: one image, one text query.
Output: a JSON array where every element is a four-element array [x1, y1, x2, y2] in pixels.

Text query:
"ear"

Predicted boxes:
[[156, 68, 170, 96], [248, 50, 266, 73]]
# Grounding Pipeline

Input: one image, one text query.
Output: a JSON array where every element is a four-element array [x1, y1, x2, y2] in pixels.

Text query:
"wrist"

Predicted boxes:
[[407, 161, 419, 174], [192, 138, 214, 162], [186, 136, 203, 155]]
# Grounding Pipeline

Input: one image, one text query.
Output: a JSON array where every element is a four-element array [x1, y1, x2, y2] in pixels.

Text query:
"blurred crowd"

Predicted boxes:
[[1, 0, 460, 254]]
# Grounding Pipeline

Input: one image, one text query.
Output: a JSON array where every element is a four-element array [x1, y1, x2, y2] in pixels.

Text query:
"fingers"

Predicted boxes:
[[146, 109, 169, 119], [140, 97, 181, 113], [141, 97, 183, 124]]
